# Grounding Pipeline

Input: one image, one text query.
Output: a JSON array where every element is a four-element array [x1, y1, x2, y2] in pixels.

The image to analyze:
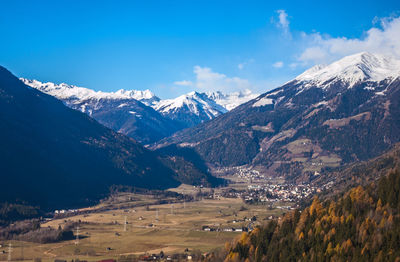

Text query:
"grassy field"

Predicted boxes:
[[0, 193, 285, 262], [285, 138, 342, 173]]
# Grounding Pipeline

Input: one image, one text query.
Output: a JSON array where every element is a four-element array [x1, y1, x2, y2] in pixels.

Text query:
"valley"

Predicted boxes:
[[0, 177, 290, 262], [0, 24, 399, 262]]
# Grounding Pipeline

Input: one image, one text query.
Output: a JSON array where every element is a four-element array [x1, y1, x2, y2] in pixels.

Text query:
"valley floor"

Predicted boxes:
[[0, 188, 287, 262]]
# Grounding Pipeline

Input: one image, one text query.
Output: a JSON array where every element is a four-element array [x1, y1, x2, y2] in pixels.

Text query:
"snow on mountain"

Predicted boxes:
[[20, 78, 178, 144], [20, 78, 160, 105], [205, 89, 259, 110], [157, 52, 400, 179], [114, 89, 160, 106], [21, 78, 255, 111], [154, 92, 228, 119], [252, 97, 274, 107], [22, 78, 258, 129], [294, 52, 400, 89]]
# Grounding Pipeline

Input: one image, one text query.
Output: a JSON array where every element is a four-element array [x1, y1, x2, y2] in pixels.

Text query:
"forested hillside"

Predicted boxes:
[[223, 170, 400, 261]]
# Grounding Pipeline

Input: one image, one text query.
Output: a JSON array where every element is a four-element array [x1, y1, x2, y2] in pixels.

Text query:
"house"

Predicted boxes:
[[202, 226, 211, 231]]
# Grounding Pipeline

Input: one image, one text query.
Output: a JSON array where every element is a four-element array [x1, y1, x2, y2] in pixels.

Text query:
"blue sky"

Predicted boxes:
[[1, 0, 399, 98]]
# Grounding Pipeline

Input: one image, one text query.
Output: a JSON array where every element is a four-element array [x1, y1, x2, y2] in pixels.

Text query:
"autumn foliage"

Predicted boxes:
[[223, 170, 400, 261]]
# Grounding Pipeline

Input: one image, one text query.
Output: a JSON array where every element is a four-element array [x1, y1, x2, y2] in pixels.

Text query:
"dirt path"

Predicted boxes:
[[42, 242, 71, 257]]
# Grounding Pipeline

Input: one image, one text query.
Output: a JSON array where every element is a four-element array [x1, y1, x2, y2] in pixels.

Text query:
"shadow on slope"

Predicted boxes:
[[155, 144, 226, 187]]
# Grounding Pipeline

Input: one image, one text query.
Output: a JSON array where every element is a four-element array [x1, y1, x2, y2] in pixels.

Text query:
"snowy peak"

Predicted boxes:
[[21, 77, 257, 129], [115, 89, 155, 99], [114, 89, 160, 106], [205, 89, 259, 110], [20, 78, 160, 105], [154, 91, 227, 118], [152, 91, 230, 127], [152, 90, 258, 128], [22, 78, 255, 111], [295, 52, 400, 88]]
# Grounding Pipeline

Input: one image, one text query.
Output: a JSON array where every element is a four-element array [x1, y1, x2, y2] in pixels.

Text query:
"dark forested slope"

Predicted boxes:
[[0, 66, 180, 210]]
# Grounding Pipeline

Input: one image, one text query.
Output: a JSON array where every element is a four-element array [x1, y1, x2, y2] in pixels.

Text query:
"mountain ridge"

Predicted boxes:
[[293, 52, 400, 88], [155, 52, 400, 181], [153, 91, 228, 128], [22, 78, 258, 141], [21, 78, 181, 144]]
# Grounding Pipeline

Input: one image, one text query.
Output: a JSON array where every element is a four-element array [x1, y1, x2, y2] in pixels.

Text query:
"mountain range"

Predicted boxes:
[[155, 52, 400, 182], [5, 51, 400, 208], [153, 91, 228, 128], [22, 79, 257, 144]]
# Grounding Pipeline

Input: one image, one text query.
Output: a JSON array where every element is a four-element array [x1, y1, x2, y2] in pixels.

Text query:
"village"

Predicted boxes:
[[242, 183, 315, 203], [214, 166, 317, 204]]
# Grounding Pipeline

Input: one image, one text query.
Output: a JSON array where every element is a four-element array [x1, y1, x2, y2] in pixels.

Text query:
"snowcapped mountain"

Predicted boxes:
[[20, 78, 160, 106], [114, 89, 160, 106], [292, 52, 400, 89], [157, 52, 400, 182], [154, 91, 228, 128], [205, 89, 259, 110], [22, 78, 260, 141], [21, 79, 179, 144], [152, 90, 258, 128]]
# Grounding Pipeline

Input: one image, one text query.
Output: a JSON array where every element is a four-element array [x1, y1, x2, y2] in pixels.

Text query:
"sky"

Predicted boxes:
[[1, 0, 400, 98]]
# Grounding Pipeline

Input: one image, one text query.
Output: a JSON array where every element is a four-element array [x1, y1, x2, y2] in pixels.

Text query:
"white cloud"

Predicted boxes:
[[297, 16, 400, 64], [194, 66, 252, 92], [238, 63, 244, 70], [174, 66, 252, 93], [272, 61, 284, 68], [173, 80, 193, 86], [276, 10, 290, 37]]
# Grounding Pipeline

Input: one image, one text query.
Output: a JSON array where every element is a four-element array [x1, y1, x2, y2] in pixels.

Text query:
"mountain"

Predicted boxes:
[[21, 79, 161, 105], [156, 52, 400, 181], [154, 89, 258, 127], [205, 89, 259, 111], [313, 143, 400, 200], [294, 52, 400, 88], [114, 89, 161, 106], [21, 79, 181, 144], [153, 91, 228, 128], [0, 66, 180, 209], [22, 79, 257, 143]]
